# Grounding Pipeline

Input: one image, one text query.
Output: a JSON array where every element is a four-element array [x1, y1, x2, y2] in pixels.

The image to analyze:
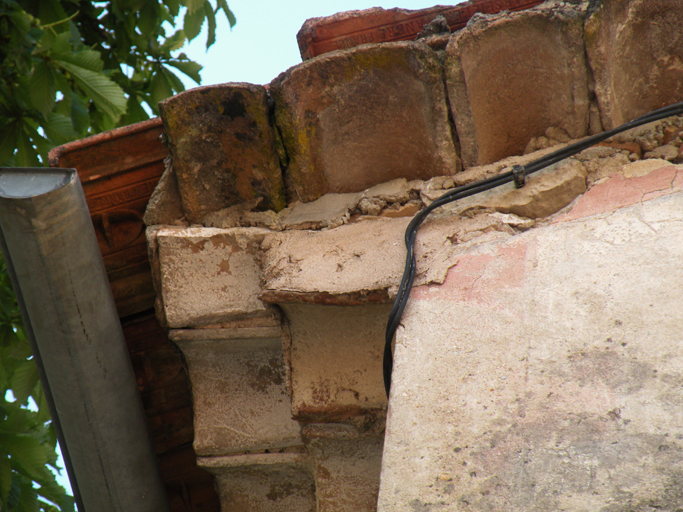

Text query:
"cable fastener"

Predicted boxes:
[[512, 165, 526, 189]]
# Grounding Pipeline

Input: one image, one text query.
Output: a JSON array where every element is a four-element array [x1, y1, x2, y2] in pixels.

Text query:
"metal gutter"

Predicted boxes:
[[0, 168, 169, 511]]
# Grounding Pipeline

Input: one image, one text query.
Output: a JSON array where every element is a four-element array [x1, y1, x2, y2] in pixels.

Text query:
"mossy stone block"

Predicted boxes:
[[159, 83, 286, 223], [270, 42, 460, 203]]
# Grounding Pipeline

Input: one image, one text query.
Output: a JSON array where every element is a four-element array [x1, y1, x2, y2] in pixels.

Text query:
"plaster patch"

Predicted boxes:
[[560, 165, 683, 222], [412, 239, 528, 303]]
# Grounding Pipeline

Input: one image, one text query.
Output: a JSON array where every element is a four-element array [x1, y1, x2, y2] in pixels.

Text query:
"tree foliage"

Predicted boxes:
[[0, 0, 235, 166], [0, 260, 74, 512], [0, 0, 234, 509]]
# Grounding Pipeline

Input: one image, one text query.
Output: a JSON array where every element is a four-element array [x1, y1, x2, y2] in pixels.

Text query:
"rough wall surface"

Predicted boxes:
[[171, 330, 302, 456], [270, 41, 459, 203], [586, 0, 683, 130], [379, 166, 683, 510], [304, 424, 384, 512], [280, 304, 390, 422], [201, 454, 316, 512], [152, 227, 271, 328], [446, 3, 589, 167]]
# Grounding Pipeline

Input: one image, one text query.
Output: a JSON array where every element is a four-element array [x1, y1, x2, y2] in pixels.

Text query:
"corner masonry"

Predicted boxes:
[[144, 1, 683, 510]]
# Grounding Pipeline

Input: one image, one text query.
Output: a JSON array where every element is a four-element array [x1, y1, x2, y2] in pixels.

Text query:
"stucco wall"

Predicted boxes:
[[379, 166, 683, 510]]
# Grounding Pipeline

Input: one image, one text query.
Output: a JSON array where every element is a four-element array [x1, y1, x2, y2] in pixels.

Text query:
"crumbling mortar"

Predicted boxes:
[[173, 124, 682, 258], [266, 89, 291, 175]]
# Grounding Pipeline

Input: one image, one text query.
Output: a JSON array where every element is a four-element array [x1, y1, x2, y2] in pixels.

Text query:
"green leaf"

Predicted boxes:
[[49, 31, 71, 54], [69, 93, 90, 135], [32, 469, 65, 506], [9, 361, 39, 406], [43, 112, 79, 145], [53, 59, 126, 122], [22, 121, 53, 165], [30, 60, 57, 117], [0, 404, 38, 436], [159, 29, 186, 52], [0, 455, 11, 506], [33, 396, 51, 431], [8, 8, 34, 35], [185, 0, 205, 14], [67, 19, 82, 50], [36, 0, 69, 29], [161, 66, 185, 93], [204, 2, 216, 49], [163, 0, 180, 17], [6, 472, 21, 510], [167, 58, 202, 85], [54, 50, 104, 73], [217, 0, 236, 28], [14, 476, 39, 512], [149, 69, 174, 111], [183, 7, 204, 42], [138, 2, 158, 36], [14, 129, 41, 168], [0, 124, 18, 167], [8, 336, 32, 362], [0, 433, 48, 481], [119, 94, 149, 127]]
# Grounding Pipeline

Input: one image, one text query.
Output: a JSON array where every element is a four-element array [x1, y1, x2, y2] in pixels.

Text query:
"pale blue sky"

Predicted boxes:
[[177, 0, 453, 88]]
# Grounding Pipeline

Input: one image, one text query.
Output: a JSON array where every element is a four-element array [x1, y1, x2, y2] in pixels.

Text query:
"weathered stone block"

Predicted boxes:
[[171, 328, 302, 455], [445, 4, 589, 167], [483, 159, 587, 219], [270, 42, 460, 203], [200, 454, 315, 512], [159, 84, 286, 223], [586, 0, 683, 130], [260, 218, 409, 304], [379, 184, 683, 510], [143, 157, 185, 226], [279, 304, 390, 422], [151, 227, 271, 328], [303, 424, 384, 512]]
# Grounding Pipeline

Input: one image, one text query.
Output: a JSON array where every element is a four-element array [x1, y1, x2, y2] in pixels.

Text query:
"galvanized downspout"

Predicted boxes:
[[0, 168, 169, 512]]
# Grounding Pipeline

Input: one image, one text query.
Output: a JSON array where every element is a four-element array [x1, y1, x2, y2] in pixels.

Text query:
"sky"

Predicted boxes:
[[176, 0, 453, 89]]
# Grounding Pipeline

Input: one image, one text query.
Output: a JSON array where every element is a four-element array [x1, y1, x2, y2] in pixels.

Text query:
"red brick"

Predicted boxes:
[[297, 0, 545, 60]]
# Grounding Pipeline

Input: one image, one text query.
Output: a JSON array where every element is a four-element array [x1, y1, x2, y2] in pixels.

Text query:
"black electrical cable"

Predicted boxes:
[[384, 100, 683, 398]]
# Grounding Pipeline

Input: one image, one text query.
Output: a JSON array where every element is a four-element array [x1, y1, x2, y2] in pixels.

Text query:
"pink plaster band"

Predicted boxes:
[[559, 165, 683, 223], [413, 240, 528, 303]]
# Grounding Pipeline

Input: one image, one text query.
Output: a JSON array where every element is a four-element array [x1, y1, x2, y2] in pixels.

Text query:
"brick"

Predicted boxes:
[[296, 1, 546, 60], [171, 328, 302, 455], [270, 42, 460, 203], [159, 84, 286, 223], [586, 0, 683, 130], [445, 4, 589, 167]]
